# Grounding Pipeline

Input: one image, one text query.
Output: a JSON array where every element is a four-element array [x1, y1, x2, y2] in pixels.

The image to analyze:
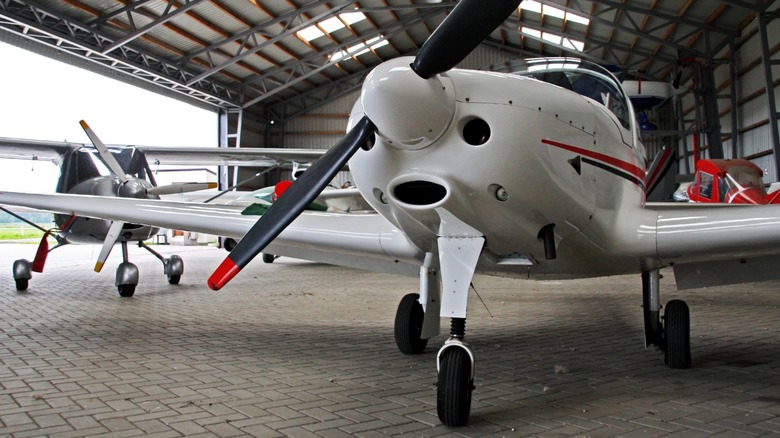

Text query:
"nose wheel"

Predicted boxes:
[[437, 340, 474, 426]]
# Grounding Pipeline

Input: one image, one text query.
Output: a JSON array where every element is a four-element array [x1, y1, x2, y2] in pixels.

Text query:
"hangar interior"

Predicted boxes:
[[0, 0, 778, 193], [3, 2, 780, 436]]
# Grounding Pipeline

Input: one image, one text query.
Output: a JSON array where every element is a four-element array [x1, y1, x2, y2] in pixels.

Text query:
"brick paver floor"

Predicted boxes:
[[1, 243, 778, 437]]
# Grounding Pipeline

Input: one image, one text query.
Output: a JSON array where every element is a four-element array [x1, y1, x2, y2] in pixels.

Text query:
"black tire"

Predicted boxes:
[[664, 299, 691, 369], [262, 253, 275, 263], [167, 275, 181, 285], [15, 279, 28, 291], [437, 347, 473, 427], [118, 284, 136, 297], [394, 293, 428, 354]]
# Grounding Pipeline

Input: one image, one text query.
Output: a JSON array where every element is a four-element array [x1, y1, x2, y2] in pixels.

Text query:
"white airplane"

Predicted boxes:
[[1, 0, 779, 426]]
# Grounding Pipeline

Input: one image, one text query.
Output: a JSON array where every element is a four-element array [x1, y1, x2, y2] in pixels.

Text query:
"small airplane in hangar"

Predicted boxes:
[[0, 121, 328, 296], [674, 158, 780, 204], [3, 0, 780, 427]]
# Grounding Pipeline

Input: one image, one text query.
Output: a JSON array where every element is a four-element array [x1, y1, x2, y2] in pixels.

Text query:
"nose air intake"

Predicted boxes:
[[393, 180, 448, 206]]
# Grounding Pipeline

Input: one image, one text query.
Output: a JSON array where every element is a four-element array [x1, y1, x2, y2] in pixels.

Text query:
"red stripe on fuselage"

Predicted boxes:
[[542, 139, 645, 182]]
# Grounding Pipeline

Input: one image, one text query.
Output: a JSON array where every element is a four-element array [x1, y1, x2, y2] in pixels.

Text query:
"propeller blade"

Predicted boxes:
[[411, 0, 521, 79], [79, 120, 129, 182], [147, 182, 218, 195], [94, 220, 125, 273], [31, 230, 52, 273], [208, 116, 376, 290]]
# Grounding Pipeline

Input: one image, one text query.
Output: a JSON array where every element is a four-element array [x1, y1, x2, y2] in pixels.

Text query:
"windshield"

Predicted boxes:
[[721, 165, 766, 201], [508, 58, 631, 130]]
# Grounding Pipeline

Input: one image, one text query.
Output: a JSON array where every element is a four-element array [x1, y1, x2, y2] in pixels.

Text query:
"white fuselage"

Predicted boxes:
[[348, 58, 659, 279]]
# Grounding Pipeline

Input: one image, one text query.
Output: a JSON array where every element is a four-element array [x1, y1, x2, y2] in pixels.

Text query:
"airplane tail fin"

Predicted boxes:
[[645, 146, 676, 200], [31, 230, 51, 273]]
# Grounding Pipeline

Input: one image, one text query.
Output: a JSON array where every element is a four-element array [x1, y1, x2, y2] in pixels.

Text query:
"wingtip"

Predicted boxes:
[[208, 257, 240, 291]]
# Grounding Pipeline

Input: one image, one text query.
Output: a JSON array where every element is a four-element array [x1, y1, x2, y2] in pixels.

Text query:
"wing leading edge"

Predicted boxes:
[[0, 191, 423, 279]]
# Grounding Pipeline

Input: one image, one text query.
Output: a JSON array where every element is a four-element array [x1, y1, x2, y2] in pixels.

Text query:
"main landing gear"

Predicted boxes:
[[643, 270, 691, 369], [11, 241, 183, 297]]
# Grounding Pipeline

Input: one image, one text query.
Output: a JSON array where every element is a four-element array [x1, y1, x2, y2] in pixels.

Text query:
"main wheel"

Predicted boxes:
[[118, 284, 136, 297], [167, 275, 181, 285], [15, 279, 28, 291], [262, 253, 275, 263], [664, 299, 691, 369], [394, 293, 428, 354], [437, 347, 473, 427]]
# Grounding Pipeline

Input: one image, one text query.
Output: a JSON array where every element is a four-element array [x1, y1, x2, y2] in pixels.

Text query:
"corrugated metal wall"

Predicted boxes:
[[677, 17, 779, 182]]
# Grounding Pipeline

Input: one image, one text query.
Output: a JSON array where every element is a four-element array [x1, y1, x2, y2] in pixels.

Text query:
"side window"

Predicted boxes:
[[699, 172, 714, 199]]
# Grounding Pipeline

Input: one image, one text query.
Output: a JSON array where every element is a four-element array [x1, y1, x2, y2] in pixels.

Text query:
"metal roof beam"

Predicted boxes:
[[239, 7, 444, 109], [718, 0, 772, 12], [178, 0, 340, 64], [102, 0, 208, 54], [186, 2, 355, 86], [0, 0, 240, 108], [87, 0, 156, 29], [535, 0, 694, 54], [584, 0, 735, 34], [266, 69, 369, 123]]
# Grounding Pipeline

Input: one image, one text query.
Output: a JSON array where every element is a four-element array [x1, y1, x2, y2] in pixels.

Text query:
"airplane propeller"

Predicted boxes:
[[208, 0, 521, 290], [80, 121, 217, 272]]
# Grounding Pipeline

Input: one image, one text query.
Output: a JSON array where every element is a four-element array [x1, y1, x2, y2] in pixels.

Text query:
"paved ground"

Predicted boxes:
[[0, 243, 779, 437]]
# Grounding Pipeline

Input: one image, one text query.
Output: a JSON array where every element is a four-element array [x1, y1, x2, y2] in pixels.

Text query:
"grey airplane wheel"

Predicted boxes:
[[167, 275, 181, 285], [262, 253, 275, 263], [15, 279, 28, 291], [394, 293, 428, 354], [664, 299, 691, 369], [437, 347, 473, 427], [118, 284, 136, 297]]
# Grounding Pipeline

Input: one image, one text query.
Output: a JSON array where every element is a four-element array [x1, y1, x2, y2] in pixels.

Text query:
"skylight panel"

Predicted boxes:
[[521, 27, 541, 39], [320, 16, 345, 33], [542, 5, 566, 19], [519, 1, 542, 13], [296, 10, 368, 42], [329, 36, 388, 62], [562, 38, 585, 51], [566, 13, 590, 25], [542, 32, 562, 45], [521, 27, 585, 52], [340, 11, 366, 25], [298, 26, 324, 42], [519, 1, 590, 26]]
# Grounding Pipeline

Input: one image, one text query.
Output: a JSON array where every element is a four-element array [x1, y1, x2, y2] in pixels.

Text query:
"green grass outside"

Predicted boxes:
[[0, 223, 54, 241]]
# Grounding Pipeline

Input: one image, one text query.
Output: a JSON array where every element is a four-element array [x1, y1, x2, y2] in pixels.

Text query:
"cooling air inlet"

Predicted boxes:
[[388, 175, 450, 209]]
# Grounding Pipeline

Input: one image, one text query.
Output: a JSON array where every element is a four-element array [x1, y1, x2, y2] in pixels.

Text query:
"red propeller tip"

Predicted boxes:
[[208, 257, 241, 291]]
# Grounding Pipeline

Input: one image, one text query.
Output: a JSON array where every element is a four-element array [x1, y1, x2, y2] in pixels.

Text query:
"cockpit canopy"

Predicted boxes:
[[509, 58, 632, 131]]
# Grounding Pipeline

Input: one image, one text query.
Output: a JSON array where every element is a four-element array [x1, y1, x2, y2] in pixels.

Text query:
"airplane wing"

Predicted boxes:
[[0, 137, 82, 163], [0, 191, 422, 279], [647, 202, 780, 289], [136, 146, 326, 167], [0, 136, 328, 168]]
